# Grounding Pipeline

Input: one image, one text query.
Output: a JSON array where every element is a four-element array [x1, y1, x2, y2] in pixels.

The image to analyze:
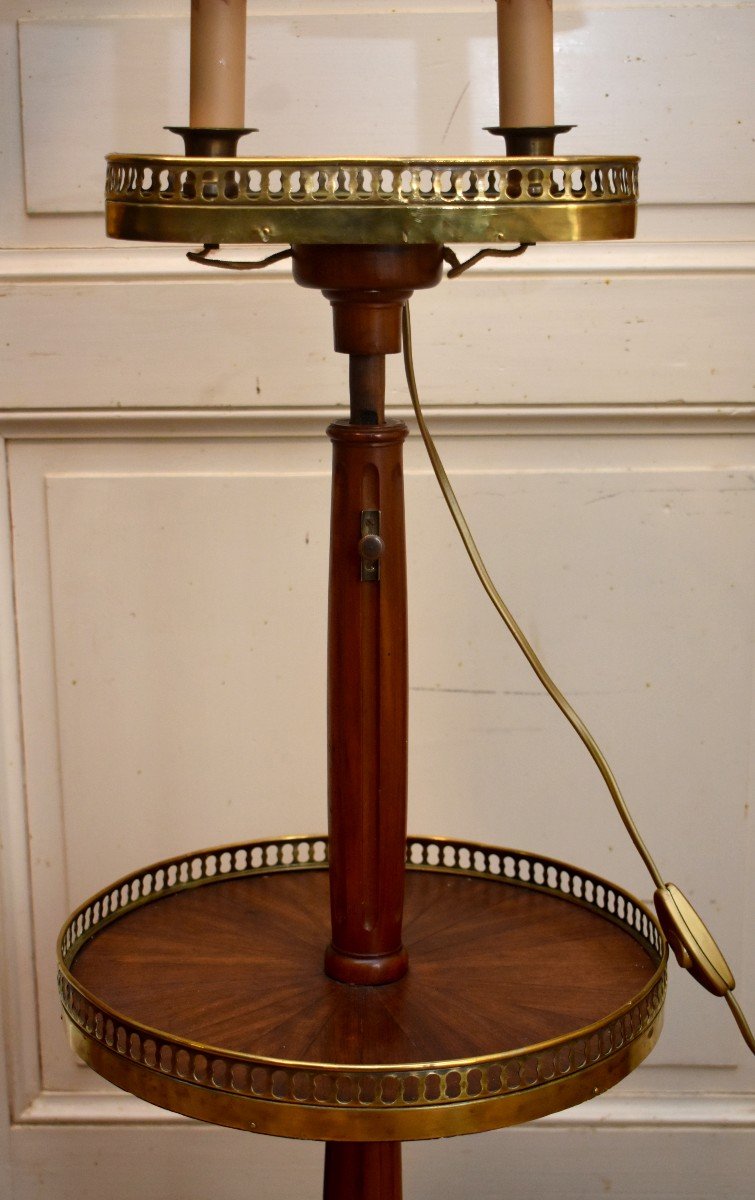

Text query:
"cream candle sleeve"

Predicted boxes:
[[190, 0, 248, 128], [496, 0, 555, 127]]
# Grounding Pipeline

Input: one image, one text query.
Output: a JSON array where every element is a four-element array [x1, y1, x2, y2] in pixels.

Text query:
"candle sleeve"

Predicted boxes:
[[496, 0, 555, 128], [190, 0, 247, 128]]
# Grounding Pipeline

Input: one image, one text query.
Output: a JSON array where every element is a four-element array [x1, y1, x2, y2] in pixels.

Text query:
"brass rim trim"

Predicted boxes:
[[66, 1008, 663, 1141], [105, 201, 637, 246], [59, 834, 667, 1138], [105, 155, 638, 245]]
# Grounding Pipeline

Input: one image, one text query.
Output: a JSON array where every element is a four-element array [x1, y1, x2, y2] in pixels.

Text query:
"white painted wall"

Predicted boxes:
[[1, 2, 753, 1197]]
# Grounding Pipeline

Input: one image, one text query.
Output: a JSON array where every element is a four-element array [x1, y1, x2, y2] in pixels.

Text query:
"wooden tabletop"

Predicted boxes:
[[73, 868, 657, 1067]]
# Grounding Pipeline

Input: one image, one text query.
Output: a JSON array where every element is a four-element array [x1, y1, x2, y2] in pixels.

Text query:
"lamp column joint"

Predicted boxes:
[[292, 244, 442, 986]]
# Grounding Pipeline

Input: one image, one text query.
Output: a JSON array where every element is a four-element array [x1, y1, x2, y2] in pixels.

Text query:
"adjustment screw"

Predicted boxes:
[[359, 534, 385, 562]]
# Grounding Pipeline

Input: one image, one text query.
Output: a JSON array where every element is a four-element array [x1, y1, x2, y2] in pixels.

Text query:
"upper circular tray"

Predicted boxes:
[[59, 834, 665, 1141], [105, 156, 638, 245]]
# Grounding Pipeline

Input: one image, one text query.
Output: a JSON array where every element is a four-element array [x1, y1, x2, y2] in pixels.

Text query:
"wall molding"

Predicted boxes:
[[2, 242, 754, 285], [1, 405, 754, 441], [0, 439, 42, 1124]]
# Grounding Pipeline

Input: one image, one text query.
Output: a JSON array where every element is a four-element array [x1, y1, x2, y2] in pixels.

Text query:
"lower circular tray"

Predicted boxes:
[[59, 835, 666, 1141]]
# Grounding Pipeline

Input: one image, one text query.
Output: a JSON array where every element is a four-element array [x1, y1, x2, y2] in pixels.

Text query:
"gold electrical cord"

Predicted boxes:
[[401, 303, 663, 888], [401, 300, 755, 1055], [727, 992, 755, 1055]]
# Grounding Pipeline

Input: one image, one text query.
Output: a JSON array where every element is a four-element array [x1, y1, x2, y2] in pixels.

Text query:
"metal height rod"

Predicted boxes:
[[349, 354, 386, 424]]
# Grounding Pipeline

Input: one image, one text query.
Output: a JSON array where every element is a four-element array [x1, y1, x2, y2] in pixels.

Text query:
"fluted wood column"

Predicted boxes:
[[324, 418, 409, 984], [292, 243, 444, 1197], [292, 243, 443, 987]]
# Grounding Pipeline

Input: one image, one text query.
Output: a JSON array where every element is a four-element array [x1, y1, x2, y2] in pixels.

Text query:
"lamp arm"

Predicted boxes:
[[186, 244, 292, 271], [442, 244, 531, 278]]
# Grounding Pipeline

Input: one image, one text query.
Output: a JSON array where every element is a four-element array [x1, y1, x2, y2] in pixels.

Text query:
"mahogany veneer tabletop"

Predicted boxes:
[[72, 869, 656, 1065]]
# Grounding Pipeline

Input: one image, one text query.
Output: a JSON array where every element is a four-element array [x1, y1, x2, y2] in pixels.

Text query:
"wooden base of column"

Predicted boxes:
[[324, 1142, 403, 1200]]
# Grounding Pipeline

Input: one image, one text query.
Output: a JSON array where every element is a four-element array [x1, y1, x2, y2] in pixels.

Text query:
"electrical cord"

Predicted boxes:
[[727, 992, 755, 1055], [401, 299, 754, 1056], [402, 301, 664, 886]]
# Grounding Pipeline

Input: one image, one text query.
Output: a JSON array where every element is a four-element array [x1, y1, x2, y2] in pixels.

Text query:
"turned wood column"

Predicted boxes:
[[324, 417, 409, 984], [292, 244, 443, 986], [292, 245, 442, 1196], [324, 1142, 403, 1200]]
